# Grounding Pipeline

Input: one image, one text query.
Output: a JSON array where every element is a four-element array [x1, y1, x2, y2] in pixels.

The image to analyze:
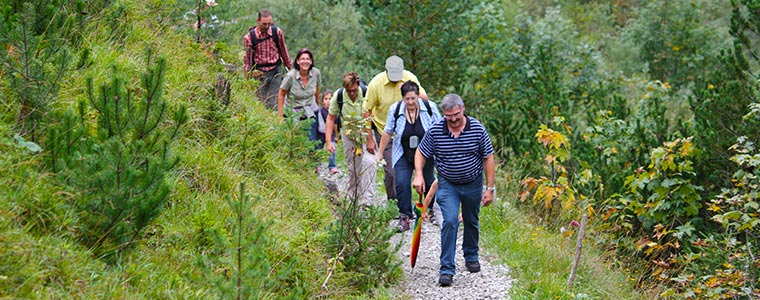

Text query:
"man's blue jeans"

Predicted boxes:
[[437, 174, 482, 275], [394, 157, 434, 218]]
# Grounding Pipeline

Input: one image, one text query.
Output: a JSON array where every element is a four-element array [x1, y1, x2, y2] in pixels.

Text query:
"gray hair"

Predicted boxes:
[[440, 94, 464, 111]]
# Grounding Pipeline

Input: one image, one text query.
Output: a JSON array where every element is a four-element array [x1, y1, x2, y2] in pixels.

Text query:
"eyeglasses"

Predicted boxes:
[[443, 110, 463, 119]]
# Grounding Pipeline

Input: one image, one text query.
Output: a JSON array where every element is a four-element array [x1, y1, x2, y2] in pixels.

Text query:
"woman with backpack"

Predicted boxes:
[[375, 81, 441, 232]]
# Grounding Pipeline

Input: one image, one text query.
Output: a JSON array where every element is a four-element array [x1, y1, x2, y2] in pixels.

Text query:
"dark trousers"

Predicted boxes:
[[254, 67, 282, 110], [394, 156, 435, 217]]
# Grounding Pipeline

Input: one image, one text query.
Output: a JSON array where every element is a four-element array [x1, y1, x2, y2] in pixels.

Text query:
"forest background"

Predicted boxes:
[[1, 0, 759, 299]]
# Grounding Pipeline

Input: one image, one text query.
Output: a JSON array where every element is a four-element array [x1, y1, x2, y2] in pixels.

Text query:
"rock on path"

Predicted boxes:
[[319, 165, 514, 299]]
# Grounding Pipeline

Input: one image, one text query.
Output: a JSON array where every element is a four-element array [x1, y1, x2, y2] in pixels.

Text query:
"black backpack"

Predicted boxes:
[[249, 25, 283, 69], [334, 80, 368, 131], [382, 98, 434, 132]]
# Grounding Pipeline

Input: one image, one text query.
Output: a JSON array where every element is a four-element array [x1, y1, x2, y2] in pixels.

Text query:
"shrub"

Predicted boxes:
[[200, 183, 307, 299], [46, 50, 188, 260]]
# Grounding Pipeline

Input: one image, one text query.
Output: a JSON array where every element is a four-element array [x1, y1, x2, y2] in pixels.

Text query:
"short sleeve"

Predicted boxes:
[[418, 128, 435, 158], [384, 102, 398, 134], [280, 70, 294, 91], [328, 89, 342, 116], [479, 125, 495, 158], [364, 77, 379, 112]]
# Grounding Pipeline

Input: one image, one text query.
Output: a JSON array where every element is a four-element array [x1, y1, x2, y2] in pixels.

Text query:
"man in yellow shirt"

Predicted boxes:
[[364, 55, 428, 203]]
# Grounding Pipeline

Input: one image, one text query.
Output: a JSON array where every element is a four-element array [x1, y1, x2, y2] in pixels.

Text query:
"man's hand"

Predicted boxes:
[[326, 141, 335, 154], [413, 176, 425, 195], [481, 190, 494, 207], [366, 136, 376, 155]]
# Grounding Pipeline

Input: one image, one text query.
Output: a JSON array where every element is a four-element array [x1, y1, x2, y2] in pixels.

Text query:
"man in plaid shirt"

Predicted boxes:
[[243, 9, 292, 110]]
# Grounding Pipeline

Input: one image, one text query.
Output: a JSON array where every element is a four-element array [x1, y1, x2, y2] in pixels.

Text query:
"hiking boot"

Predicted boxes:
[[438, 274, 453, 287], [465, 261, 481, 273], [397, 215, 411, 232]]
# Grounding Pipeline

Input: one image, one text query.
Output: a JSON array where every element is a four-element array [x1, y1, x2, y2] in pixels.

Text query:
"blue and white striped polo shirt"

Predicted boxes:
[[418, 116, 495, 184]]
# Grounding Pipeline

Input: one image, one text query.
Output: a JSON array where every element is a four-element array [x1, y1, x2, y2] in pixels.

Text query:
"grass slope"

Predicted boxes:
[[1, 1, 339, 298]]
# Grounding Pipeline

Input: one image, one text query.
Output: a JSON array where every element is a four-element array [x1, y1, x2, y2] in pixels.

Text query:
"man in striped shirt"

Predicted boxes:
[[413, 94, 496, 287], [243, 9, 292, 110]]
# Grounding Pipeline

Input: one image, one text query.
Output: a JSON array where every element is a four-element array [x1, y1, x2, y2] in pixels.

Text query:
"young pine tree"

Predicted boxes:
[[0, 1, 71, 140], [689, 0, 760, 191], [46, 50, 188, 260]]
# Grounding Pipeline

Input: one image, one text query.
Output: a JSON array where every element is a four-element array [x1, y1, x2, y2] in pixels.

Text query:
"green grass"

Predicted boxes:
[[0, 0, 679, 299], [0, 1, 359, 299], [480, 167, 655, 300]]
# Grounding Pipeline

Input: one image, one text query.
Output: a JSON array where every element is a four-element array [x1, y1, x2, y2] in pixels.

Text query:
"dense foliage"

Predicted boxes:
[[3, 0, 760, 298]]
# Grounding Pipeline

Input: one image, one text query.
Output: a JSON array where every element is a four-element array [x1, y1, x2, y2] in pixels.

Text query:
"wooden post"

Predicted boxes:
[[567, 214, 588, 289]]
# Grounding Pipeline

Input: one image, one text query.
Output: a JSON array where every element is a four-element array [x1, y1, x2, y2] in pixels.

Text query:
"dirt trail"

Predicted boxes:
[[319, 166, 514, 299], [390, 216, 513, 299]]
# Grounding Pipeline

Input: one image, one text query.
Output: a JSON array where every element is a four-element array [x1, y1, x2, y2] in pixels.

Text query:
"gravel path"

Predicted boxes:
[[319, 165, 514, 299], [390, 216, 513, 299]]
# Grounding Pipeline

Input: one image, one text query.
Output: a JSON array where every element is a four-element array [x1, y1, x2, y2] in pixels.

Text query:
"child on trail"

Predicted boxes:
[[312, 90, 338, 174]]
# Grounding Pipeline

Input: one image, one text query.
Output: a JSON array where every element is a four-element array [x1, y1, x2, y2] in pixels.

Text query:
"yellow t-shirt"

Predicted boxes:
[[363, 70, 427, 131]]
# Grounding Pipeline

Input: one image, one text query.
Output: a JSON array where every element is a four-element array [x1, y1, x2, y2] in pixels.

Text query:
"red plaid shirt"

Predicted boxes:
[[243, 25, 292, 72]]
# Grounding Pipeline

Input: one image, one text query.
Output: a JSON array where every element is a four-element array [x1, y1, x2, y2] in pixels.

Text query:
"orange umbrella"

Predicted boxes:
[[410, 193, 425, 271]]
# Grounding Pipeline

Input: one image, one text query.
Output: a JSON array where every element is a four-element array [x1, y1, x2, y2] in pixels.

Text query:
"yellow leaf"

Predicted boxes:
[[585, 204, 596, 217], [635, 237, 651, 251], [518, 190, 531, 202], [521, 177, 538, 191], [680, 139, 694, 156], [707, 204, 722, 212], [535, 126, 568, 150], [534, 185, 558, 209], [563, 123, 572, 135], [562, 190, 576, 210]]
